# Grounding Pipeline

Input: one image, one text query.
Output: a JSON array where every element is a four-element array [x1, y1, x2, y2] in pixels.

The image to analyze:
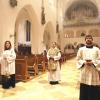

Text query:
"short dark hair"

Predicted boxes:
[[85, 35, 93, 40]]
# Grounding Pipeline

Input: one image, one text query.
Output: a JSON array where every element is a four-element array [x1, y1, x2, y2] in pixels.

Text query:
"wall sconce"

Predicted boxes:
[[9, 34, 15, 38], [56, 22, 59, 33], [9, 0, 17, 7]]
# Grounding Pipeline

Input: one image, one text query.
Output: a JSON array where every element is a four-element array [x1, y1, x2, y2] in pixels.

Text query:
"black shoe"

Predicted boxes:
[[2, 86, 10, 89], [49, 81, 53, 84], [50, 81, 58, 85], [55, 81, 59, 84], [12, 85, 15, 88], [49, 81, 56, 85]]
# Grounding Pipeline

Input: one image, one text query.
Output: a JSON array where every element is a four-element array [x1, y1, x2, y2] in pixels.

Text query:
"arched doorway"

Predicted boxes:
[[15, 5, 40, 55]]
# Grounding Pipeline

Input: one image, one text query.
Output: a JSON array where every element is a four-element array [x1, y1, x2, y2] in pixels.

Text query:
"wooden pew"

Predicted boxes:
[[15, 56, 30, 81], [16, 55, 39, 80], [43, 56, 48, 69], [16, 55, 25, 59], [0, 61, 29, 82], [60, 53, 66, 63], [27, 55, 38, 76], [36, 55, 46, 72]]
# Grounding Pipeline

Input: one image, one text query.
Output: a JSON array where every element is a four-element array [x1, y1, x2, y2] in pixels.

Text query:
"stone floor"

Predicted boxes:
[[0, 58, 80, 100]]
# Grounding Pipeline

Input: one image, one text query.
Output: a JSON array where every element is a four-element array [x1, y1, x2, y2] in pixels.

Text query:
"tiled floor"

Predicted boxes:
[[0, 58, 80, 100]]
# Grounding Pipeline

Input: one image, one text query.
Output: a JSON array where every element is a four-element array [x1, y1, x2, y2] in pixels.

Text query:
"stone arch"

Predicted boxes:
[[15, 4, 40, 54], [65, 0, 98, 20], [64, 43, 74, 53], [43, 22, 55, 50]]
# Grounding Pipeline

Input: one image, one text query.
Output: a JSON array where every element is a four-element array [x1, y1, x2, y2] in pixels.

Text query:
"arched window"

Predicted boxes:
[[26, 20, 31, 41]]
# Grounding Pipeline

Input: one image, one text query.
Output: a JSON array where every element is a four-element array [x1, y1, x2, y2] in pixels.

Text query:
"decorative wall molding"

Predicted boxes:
[[56, 22, 59, 33], [41, 0, 46, 25], [41, 7, 46, 25], [9, 0, 17, 7]]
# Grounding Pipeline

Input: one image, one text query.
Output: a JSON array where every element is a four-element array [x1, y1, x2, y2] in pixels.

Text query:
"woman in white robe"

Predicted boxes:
[[0, 41, 16, 89], [47, 42, 61, 85]]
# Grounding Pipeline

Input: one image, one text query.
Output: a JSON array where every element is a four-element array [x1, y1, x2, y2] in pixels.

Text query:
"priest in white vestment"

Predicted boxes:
[[76, 35, 100, 100], [47, 42, 61, 85]]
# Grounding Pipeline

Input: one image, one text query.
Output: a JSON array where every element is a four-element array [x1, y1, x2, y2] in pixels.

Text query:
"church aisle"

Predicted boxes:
[[0, 58, 80, 100]]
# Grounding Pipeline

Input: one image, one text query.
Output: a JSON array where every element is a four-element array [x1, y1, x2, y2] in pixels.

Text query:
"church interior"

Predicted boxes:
[[0, 0, 100, 100]]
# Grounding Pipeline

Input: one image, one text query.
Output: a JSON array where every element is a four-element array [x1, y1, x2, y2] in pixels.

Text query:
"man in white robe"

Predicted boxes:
[[47, 42, 61, 85], [76, 35, 100, 100]]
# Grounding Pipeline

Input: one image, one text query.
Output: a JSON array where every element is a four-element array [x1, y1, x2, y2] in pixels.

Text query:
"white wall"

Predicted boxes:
[[0, 0, 61, 54]]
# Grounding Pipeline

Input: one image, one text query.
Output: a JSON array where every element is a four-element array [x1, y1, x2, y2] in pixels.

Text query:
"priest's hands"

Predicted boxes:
[[85, 60, 93, 66], [49, 57, 54, 61]]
